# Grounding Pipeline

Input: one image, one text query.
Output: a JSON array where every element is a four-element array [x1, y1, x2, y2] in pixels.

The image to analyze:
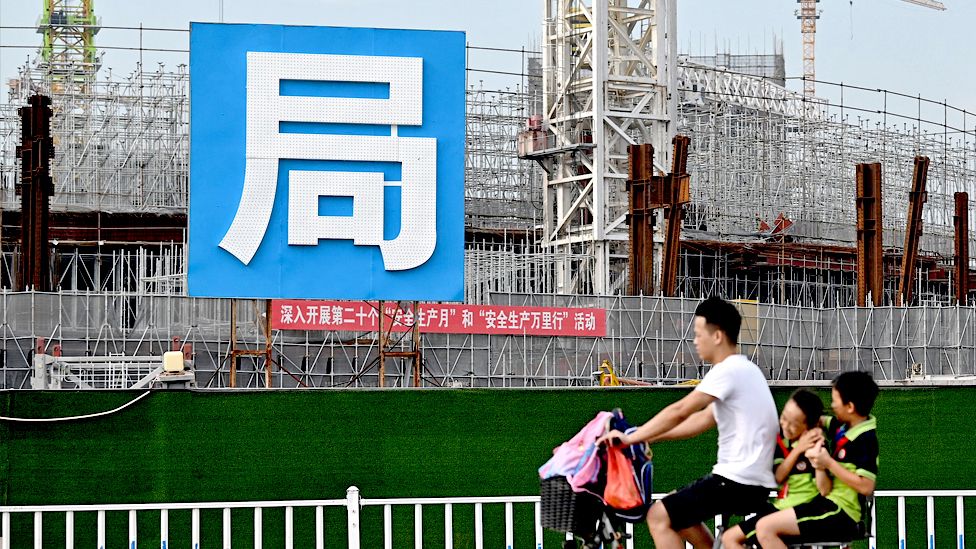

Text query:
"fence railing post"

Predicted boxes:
[[346, 486, 361, 549], [957, 496, 965, 549]]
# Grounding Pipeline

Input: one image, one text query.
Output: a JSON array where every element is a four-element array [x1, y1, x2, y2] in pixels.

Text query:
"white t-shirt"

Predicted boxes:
[[695, 354, 778, 488]]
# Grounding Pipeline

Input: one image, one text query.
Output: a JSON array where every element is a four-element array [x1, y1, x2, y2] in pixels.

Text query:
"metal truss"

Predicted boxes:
[[540, 0, 677, 295], [677, 61, 824, 120]]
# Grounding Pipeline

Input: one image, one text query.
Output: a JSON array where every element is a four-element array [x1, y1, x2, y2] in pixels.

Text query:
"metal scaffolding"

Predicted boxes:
[[465, 237, 592, 304], [677, 73, 976, 258], [1, 62, 188, 213], [3, 291, 975, 389], [0, 9, 975, 387], [465, 85, 543, 230], [686, 44, 787, 87]]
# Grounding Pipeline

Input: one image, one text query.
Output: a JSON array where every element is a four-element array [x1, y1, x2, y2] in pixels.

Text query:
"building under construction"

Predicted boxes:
[[2, 0, 976, 389]]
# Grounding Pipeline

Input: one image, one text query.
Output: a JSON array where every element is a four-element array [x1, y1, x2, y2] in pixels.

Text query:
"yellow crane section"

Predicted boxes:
[[796, 0, 945, 97]]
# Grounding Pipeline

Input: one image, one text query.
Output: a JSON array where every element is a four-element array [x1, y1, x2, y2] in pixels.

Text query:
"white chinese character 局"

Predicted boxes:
[[219, 52, 437, 271]]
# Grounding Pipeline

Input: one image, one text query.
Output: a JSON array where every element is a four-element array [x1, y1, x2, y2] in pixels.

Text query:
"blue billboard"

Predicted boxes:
[[188, 23, 465, 301]]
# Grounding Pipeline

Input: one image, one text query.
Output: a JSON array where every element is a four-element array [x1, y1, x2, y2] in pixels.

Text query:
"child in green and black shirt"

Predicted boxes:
[[720, 389, 824, 549], [754, 371, 879, 548]]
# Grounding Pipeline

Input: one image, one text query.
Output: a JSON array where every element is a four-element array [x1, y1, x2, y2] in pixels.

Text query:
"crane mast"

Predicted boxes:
[[796, 0, 945, 98]]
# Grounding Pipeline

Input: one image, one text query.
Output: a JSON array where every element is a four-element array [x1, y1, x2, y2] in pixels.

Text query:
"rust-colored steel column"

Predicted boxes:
[[230, 300, 238, 387], [627, 137, 691, 297], [856, 163, 884, 306], [16, 94, 54, 291], [377, 301, 422, 387], [378, 300, 386, 387], [897, 156, 929, 306], [263, 299, 273, 387], [228, 299, 275, 388], [627, 144, 655, 295], [955, 192, 970, 305], [661, 136, 691, 297]]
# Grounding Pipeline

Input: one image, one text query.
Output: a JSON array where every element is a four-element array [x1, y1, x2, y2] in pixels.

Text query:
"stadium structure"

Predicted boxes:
[[2, 0, 976, 389]]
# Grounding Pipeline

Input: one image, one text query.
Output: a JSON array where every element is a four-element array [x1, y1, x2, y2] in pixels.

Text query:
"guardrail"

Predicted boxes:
[[0, 488, 970, 548], [32, 354, 165, 389]]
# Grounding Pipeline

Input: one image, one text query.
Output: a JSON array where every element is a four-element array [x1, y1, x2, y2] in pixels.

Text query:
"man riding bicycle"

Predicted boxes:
[[597, 297, 779, 549]]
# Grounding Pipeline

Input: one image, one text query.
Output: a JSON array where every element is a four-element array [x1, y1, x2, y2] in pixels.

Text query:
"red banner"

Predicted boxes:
[[271, 300, 606, 337]]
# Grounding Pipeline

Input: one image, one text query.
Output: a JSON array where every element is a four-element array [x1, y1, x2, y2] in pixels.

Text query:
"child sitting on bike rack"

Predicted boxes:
[[753, 372, 879, 549], [720, 389, 825, 548]]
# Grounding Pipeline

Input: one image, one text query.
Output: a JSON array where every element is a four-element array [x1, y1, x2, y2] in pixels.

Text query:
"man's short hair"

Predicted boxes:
[[790, 388, 825, 429], [694, 296, 741, 345], [832, 371, 879, 417]]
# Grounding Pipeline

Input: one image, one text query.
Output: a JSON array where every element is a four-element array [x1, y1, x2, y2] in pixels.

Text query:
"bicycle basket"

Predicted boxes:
[[540, 476, 604, 533]]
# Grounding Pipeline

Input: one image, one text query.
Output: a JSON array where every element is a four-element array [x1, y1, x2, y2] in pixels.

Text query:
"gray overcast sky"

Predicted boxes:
[[0, 0, 973, 120]]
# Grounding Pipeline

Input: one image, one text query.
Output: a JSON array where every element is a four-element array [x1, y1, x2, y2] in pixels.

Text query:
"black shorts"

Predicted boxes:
[[791, 496, 861, 542], [732, 502, 778, 540], [660, 474, 771, 531]]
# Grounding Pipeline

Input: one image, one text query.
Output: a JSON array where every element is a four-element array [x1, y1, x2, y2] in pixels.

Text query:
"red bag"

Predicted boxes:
[[604, 445, 642, 509]]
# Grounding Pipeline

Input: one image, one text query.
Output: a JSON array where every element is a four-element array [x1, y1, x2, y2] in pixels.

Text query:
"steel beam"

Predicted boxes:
[[627, 144, 655, 295], [955, 192, 970, 305], [856, 163, 884, 306], [897, 156, 929, 305], [627, 135, 690, 297], [661, 136, 690, 297], [15, 94, 54, 292]]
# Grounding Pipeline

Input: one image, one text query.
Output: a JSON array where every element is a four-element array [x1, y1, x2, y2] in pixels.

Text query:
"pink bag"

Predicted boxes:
[[539, 411, 612, 492]]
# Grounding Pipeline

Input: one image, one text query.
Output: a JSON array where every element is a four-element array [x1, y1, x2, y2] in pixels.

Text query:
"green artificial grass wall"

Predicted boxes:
[[1, 386, 972, 548]]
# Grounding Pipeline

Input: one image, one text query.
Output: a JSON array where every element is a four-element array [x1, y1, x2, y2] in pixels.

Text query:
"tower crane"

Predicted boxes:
[[796, 0, 946, 97]]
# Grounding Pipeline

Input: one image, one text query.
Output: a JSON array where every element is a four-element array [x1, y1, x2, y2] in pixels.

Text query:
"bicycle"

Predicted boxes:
[[559, 510, 628, 549], [540, 409, 650, 549]]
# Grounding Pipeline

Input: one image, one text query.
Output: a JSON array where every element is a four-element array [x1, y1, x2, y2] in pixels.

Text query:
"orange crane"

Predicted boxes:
[[796, 0, 946, 97]]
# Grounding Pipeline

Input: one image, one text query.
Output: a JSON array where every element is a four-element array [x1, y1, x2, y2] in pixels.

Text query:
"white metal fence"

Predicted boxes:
[[0, 488, 971, 549]]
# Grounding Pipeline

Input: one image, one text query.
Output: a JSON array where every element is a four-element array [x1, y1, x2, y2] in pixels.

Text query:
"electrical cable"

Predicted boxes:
[[0, 390, 150, 422]]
